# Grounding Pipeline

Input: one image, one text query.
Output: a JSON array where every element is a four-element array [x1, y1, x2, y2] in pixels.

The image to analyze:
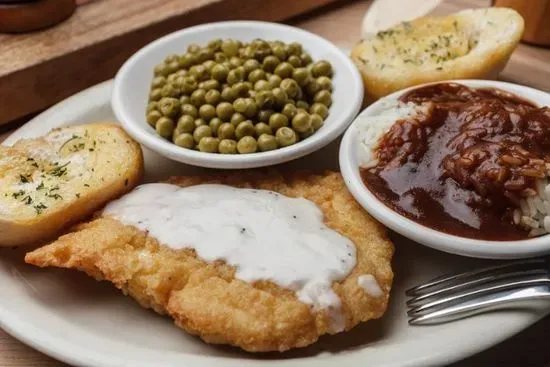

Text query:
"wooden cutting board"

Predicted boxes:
[[0, 0, 338, 126]]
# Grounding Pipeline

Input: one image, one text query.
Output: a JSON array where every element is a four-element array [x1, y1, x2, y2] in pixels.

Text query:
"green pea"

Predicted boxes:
[[254, 122, 272, 136], [198, 137, 220, 153], [167, 61, 180, 73], [280, 78, 300, 99], [281, 103, 298, 120], [147, 110, 162, 127], [235, 120, 255, 140], [151, 76, 166, 88], [203, 60, 216, 71], [211, 64, 229, 82], [269, 113, 289, 131], [310, 114, 324, 131], [305, 80, 321, 96], [268, 74, 282, 88], [199, 104, 217, 121], [286, 42, 302, 56], [146, 101, 158, 113], [275, 127, 297, 147], [314, 90, 332, 106], [174, 133, 195, 149], [237, 60, 257, 76], [208, 38, 222, 51], [292, 67, 311, 87], [312, 60, 333, 77], [237, 136, 258, 154], [190, 65, 208, 81], [292, 112, 312, 133], [317, 76, 332, 91], [193, 125, 212, 143], [300, 52, 313, 66], [218, 123, 235, 140], [274, 62, 294, 79], [216, 102, 234, 120], [248, 69, 266, 84], [178, 53, 194, 69], [272, 88, 288, 107], [214, 52, 227, 63], [233, 98, 247, 114], [227, 57, 242, 69], [258, 109, 274, 123], [209, 118, 223, 136], [296, 100, 309, 110], [166, 74, 178, 84], [175, 69, 188, 77], [204, 89, 220, 105], [190, 89, 206, 106], [295, 86, 304, 100], [309, 103, 329, 119], [154, 63, 170, 77], [233, 81, 251, 97], [221, 39, 240, 57], [187, 43, 201, 53], [179, 95, 191, 105], [258, 134, 278, 152], [227, 67, 245, 85], [221, 86, 237, 102], [194, 119, 207, 129], [156, 117, 175, 139], [177, 115, 195, 133], [287, 55, 302, 68], [243, 98, 258, 118], [230, 112, 246, 126], [161, 84, 179, 98], [255, 90, 275, 109], [178, 76, 197, 94], [218, 139, 238, 154], [271, 45, 287, 61], [180, 104, 197, 118], [149, 88, 162, 101], [158, 97, 180, 118], [262, 55, 280, 73], [199, 80, 220, 91], [197, 48, 214, 63], [254, 79, 270, 92]]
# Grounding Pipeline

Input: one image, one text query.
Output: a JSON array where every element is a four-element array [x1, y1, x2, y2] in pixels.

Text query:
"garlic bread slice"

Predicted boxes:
[[351, 8, 524, 101], [0, 123, 143, 246]]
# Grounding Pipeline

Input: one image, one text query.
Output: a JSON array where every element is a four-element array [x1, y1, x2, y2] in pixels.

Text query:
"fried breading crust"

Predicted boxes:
[[25, 171, 394, 352]]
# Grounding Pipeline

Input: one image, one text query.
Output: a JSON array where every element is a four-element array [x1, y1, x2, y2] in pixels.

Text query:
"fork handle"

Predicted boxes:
[[409, 285, 550, 325]]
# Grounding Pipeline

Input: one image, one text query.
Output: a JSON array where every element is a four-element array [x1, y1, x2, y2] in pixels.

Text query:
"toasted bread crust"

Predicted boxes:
[[0, 123, 143, 246], [352, 8, 524, 102], [25, 171, 394, 352]]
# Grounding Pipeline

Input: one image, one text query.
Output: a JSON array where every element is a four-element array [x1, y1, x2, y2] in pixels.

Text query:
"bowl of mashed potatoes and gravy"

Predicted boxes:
[[340, 80, 550, 259]]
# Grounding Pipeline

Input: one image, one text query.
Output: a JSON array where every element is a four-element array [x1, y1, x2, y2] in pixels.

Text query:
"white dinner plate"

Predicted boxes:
[[1, 80, 549, 367]]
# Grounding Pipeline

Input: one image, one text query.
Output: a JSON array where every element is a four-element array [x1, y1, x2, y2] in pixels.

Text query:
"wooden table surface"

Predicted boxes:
[[1, 0, 550, 366]]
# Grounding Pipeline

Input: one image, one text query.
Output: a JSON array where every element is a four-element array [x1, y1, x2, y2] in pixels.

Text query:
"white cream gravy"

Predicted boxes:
[[103, 183, 357, 331]]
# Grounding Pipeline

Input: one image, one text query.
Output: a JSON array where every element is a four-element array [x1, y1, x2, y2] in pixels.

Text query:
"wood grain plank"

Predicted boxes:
[[0, 0, 337, 125]]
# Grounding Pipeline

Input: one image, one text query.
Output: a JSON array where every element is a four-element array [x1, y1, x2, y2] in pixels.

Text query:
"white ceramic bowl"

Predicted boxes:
[[340, 79, 550, 259], [112, 21, 363, 169]]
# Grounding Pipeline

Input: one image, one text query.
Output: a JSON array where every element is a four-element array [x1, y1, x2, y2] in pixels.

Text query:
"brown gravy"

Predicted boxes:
[[361, 83, 550, 240]]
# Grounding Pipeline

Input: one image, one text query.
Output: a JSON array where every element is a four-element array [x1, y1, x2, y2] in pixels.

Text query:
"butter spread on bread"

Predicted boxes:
[[352, 8, 524, 101], [0, 123, 143, 246]]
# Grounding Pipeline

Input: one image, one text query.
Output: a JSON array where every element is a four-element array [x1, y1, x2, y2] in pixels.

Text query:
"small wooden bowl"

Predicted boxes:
[[0, 0, 76, 33]]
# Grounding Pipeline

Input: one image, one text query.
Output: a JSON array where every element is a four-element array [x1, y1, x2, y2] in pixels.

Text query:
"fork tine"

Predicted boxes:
[[409, 285, 550, 325], [407, 268, 549, 307], [407, 274, 550, 317], [406, 258, 546, 297]]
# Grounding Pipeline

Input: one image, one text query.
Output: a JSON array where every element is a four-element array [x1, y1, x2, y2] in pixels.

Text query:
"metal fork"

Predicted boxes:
[[406, 258, 550, 325]]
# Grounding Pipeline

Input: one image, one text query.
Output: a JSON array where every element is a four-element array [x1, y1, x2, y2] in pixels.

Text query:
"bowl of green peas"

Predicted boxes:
[[112, 21, 363, 169]]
